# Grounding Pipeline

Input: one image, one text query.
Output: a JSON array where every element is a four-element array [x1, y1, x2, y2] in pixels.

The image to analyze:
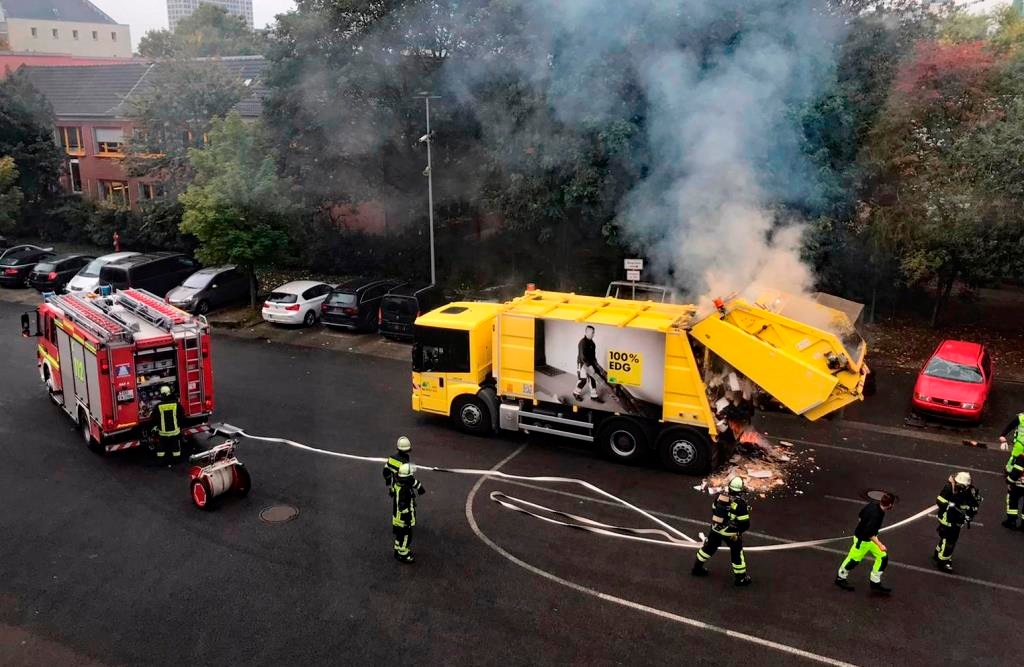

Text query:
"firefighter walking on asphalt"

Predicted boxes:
[[154, 385, 182, 462], [1000, 412, 1024, 530], [933, 472, 981, 573], [692, 476, 752, 586], [391, 463, 425, 563], [383, 436, 412, 492], [835, 493, 894, 594]]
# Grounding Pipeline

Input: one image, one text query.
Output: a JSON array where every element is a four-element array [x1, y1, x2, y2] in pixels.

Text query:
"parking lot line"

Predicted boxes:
[[467, 446, 860, 667], [489, 478, 1022, 595]]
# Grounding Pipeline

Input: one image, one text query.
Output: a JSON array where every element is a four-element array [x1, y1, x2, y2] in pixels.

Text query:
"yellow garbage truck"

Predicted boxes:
[[411, 286, 869, 474]]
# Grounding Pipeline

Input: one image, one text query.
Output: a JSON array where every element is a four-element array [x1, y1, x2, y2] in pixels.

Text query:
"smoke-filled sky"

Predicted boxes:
[[90, 0, 297, 50]]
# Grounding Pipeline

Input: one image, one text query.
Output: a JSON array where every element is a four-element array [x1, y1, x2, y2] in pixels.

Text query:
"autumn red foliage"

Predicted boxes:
[[891, 41, 1002, 123]]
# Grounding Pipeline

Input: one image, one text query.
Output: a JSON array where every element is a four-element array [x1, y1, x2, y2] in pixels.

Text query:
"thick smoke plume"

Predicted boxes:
[[445, 0, 843, 299]]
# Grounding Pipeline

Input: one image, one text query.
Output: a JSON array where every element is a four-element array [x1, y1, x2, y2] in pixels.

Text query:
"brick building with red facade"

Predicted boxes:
[[22, 56, 267, 210]]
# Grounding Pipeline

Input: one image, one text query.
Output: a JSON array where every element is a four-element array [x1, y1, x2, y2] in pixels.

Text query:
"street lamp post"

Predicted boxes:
[[415, 92, 441, 285]]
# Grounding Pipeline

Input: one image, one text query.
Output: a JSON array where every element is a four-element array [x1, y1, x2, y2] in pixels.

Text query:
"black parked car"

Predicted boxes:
[[0, 246, 55, 287], [379, 283, 447, 340], [166, 265, 252, 314], [28, 254, 95, 292], [99, 252, 200, 297], [321, 277, 402, 331]]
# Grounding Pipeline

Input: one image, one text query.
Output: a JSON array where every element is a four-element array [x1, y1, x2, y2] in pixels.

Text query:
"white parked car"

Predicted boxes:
[[262, 280, 333, 327], [66, 251, 140, 293]]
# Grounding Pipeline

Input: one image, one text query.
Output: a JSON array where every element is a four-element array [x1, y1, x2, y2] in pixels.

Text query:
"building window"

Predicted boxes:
[[73, 30, 79, 40], [58, 127, 84, 156], [92, 30, 98, 40], [111, 32, 117, 41], [31, 27, 38, 37], [95, 128, 125, 156], [139, 182, 164, 201], [69, 160, 82, 193], [52, 29, 59, 39], [99, 181, 129, 208]]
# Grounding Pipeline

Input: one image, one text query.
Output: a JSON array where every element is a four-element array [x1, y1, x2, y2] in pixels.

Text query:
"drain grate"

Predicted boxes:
[[260, 505, 299, 524]]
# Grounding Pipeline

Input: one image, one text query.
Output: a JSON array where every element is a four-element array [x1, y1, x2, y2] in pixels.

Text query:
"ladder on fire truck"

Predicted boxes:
[[48, 293, 132, 344], [114, 289, 209, 415]]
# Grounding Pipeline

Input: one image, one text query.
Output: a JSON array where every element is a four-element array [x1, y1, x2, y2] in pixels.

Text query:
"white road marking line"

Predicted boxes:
[[777, 436, 1004, 477], [466, 446, 860, 667], [492, 479, 1022, 594]]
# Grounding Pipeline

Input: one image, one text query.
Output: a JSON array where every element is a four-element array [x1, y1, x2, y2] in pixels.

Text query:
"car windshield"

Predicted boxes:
[[79, 258, 106, 277], [924, 356, 984, 384], [34, 262, 57, 272], [183, 272, 214, 289], [268, 292, 298, 304], [327, 292, 357, 306]]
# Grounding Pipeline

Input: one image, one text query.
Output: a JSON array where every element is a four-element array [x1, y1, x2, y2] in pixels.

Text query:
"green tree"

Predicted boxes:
[[124, 59, 245, 194], [180, 113, 293, 306], [0, 71, 61, 205], [0, 156, 23, 234], [139, 4, 263, 58]]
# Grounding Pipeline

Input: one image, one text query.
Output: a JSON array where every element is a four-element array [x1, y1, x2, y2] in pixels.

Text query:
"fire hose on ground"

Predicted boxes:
[[215, 424, 936, 551]]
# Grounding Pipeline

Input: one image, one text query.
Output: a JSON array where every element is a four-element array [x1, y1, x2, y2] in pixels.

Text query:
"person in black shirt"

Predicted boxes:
[[572, 325, 602, 402], [835, 493, 894, 594]]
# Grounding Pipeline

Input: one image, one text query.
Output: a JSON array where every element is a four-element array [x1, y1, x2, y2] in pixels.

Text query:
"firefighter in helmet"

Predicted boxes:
[[383, 436, 412, 492], [391, 463, 425, 563], [933, 471, 981, 573], [1001, 412, 1024, 530], [154, 385, 182, 461], [692, 476, 752, 586]]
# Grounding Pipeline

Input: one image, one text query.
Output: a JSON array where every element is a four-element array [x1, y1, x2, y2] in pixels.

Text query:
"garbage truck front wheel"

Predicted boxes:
[[657, 427, 711, 475]]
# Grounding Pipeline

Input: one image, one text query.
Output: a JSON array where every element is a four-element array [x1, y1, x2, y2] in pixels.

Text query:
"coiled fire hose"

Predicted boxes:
[[219, 424, 934, 551]]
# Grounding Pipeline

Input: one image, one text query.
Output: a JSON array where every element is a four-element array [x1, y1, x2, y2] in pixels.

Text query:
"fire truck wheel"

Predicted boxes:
[[80, 410, 104, 455], [596, 418, 648, 464], [232, 463, 252, 497], [452, 396, 490, 435], [657, 427, 711, 475], [191, 477, 215, 510]]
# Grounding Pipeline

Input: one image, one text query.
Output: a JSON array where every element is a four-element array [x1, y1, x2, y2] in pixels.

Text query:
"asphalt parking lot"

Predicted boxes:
[[1, 299, 1022, 666]]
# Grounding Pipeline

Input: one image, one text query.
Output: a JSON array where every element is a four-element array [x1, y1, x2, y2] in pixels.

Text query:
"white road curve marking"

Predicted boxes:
[[823, 495, 865, 505], [466, 446, 860, 667], [494, 479, 1022, 595], [777, 437, 1003, 477]]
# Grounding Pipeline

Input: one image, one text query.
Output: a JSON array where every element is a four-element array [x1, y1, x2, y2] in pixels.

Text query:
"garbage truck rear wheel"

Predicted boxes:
[[657, 427, 711, 475]]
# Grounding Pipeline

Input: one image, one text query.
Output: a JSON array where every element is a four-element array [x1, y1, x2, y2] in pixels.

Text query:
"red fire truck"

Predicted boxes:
[[20, 289, 215, 454]]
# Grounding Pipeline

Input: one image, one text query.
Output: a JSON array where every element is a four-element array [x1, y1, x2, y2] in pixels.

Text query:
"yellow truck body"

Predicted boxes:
[[412, 288, 868, 473]]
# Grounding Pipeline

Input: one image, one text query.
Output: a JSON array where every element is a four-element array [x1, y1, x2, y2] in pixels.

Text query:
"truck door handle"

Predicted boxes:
[[439, 378, 445, 388]]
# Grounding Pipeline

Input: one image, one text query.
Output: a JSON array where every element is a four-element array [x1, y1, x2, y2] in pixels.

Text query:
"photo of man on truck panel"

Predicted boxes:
[[573, 325, 603, 403]]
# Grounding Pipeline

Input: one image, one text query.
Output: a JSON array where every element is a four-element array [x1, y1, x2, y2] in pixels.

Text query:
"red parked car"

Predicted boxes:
[[912, 340, 992, 422]]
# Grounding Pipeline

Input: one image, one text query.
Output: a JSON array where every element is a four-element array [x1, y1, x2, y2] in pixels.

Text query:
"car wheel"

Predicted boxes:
[[657, 427, 711, 475], [195, 299, 210, 315], [452, 396, 490, 435], [596, 418, 648, 464], [191, 477, 215, 510], [303, 310, 317, 327]]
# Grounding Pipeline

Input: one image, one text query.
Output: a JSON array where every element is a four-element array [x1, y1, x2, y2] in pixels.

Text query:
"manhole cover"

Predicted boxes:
[[260, 505, 299, 524], [864, 490, 897, 502]]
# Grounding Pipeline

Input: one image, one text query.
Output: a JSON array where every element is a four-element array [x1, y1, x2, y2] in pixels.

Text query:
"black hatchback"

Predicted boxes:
[[28, 254, 95, 292], [321, 277, 402, 332], [0, 246, 55, 287], [379, 283, 447, 340]]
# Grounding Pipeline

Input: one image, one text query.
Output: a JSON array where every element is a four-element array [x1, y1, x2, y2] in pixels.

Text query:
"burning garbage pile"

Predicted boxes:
[[695, 368, 810, 497]]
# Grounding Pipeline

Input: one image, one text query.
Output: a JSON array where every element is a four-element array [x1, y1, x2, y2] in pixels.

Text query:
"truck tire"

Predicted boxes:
[[452, 396, 490, 435], [657, 427, 711, 475], [80, 409, 104, 455], [596, 418, 648, 464]]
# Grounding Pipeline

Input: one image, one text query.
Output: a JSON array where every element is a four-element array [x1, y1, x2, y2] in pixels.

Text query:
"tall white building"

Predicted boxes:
[[167, 0, 254, 32]]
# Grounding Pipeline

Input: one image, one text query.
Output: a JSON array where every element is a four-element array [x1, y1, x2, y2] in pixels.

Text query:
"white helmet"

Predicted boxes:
[[396, 436, 411, 452], [159, 385, 172, 396], [398, 463, 415, 478], [729, 476, 744, 493], [954, 471, 972, 487]]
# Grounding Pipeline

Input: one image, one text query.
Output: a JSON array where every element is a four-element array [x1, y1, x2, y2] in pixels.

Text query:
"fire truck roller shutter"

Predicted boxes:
[[85, 345, 102, 423], [56, 327, 76, 413]]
